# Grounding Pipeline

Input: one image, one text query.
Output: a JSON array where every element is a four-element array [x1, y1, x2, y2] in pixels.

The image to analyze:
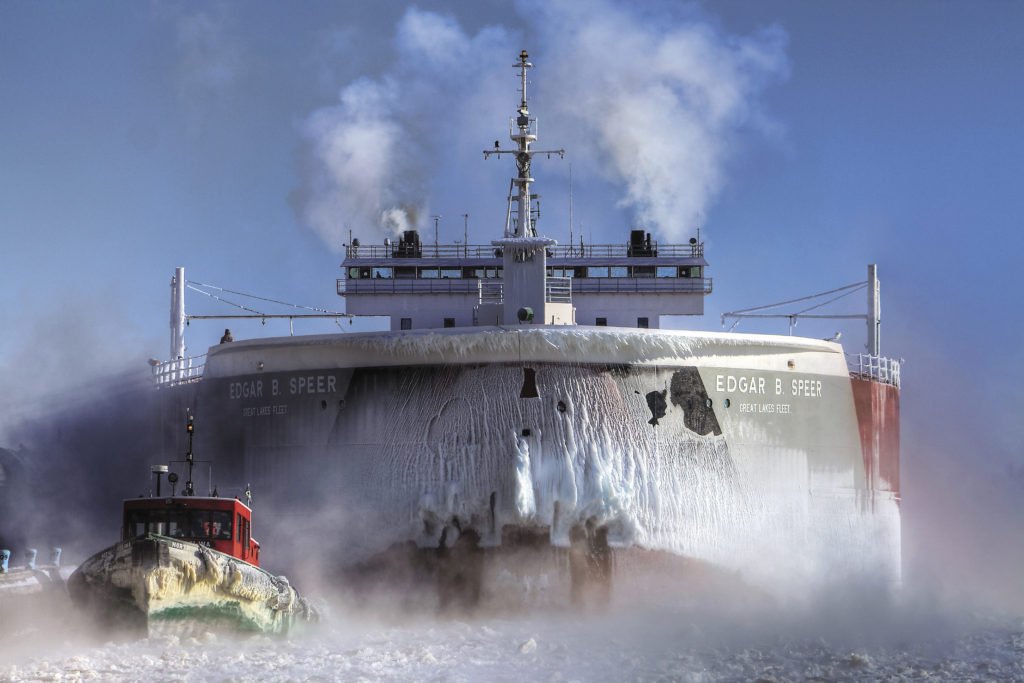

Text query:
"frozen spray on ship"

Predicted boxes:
[[152, 50, 901, 605]]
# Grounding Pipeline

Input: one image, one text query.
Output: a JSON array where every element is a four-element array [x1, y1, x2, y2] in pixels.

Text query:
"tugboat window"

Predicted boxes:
[[637, 317, 649, 328], [400, 318, 412, 330], [210, 511, 233, 540], [596, 317, 607, 326], [444, 318, 455, 328]]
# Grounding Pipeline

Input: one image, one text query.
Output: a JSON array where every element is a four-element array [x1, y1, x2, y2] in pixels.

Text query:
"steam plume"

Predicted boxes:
[[534, 0, 789, 237], [292, 2, 787, 247]]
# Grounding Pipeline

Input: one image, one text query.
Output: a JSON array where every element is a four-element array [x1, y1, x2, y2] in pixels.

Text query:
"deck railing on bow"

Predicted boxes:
[[153, 355, 206, 386], [849, 354, 901, 388]]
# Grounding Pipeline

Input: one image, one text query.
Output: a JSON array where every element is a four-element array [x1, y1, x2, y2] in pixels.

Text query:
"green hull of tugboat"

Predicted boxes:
[[68, 534, 316, 635]]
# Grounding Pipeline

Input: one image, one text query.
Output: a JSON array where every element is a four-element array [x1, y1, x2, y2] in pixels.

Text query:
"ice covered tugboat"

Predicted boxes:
[[68, 415, 316, 635]]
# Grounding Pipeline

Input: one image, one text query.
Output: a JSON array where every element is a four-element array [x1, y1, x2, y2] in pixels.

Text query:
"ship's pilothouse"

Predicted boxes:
[[339, 51, 711, 331]]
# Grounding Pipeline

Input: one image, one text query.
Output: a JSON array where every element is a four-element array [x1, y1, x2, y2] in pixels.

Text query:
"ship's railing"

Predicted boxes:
[[479, 281, 503, 304], [571, 278, 712, 295], [340, 278, 485, 296], [343, 241, 704, 260], [152, 354, 206, 386], [546, 276, 572, 303], [849, 354, 901, 388], [342, 276, 712, 296]]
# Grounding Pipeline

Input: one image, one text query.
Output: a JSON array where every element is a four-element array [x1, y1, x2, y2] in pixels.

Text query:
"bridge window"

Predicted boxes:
[[372, 267, 393, 279], [396, 267, 416, 279], [464, 267, 502, 279], [656, 266, 676, 278], [440, 268, 461, 279], [547, 268, 574, 278], [400, 318, 412, 330], [596, 317, 607, 326], [679, 266, 702, 278], [587, 266, 609, 278], [419, 267, 439, 279], [348, 267, 371, 279], [632, 266, 654, 278], [610, 266, 628, 278]]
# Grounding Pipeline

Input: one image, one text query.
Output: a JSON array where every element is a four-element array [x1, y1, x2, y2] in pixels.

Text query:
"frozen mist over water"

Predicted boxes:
[[4, 583, 1024, 682]]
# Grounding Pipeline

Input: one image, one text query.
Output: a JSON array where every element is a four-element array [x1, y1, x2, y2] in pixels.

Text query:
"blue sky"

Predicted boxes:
[[1, 1, 1022, 466]]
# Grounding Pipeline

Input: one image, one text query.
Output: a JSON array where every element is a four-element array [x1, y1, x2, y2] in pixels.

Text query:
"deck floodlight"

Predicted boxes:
[[151, 465, 168, 497]]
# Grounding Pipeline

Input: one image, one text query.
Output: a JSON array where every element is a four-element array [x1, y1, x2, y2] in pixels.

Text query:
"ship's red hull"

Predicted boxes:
[[852, 377, 900, 499]]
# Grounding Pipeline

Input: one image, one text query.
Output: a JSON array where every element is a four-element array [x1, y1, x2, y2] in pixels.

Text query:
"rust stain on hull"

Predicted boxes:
[[851, 377, 900, 498]]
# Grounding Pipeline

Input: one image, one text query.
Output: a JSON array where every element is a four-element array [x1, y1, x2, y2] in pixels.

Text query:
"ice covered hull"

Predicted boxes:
[[67, 534, 316, 635], [0, 566, 64, 600], [167, 327, 900, 592]]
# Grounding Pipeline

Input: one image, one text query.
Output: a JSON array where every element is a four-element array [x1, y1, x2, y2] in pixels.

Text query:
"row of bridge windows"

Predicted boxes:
[[350, 265, 702, 280]]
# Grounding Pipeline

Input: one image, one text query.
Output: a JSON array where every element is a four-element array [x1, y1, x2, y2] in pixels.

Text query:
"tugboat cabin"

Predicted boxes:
[[122, 497, 260, 566]]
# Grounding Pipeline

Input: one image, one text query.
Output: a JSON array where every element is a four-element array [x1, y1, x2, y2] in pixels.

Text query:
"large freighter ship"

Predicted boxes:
[[153, 52, 900, 599]]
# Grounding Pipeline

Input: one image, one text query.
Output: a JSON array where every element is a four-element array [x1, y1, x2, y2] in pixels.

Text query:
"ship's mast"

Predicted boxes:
[[484, 50, 564, 237], [515, 51, 533, 237], [481, 51, 573, 327], [170, 266, 185, 360]]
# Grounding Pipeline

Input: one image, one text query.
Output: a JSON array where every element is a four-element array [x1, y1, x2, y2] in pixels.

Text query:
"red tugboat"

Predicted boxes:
[[68, 414, 316, 635]]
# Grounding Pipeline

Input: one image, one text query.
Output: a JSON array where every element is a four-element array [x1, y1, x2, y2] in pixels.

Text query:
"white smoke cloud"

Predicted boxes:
[[293, 2, 787, 247], [294, 75, 421, 248], [533, 0, 788, 237], [293, 8, 514, 248]]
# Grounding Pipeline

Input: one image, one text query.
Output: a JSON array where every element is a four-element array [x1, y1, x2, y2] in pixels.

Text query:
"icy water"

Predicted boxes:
[[3, 591, 1024, 682]]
